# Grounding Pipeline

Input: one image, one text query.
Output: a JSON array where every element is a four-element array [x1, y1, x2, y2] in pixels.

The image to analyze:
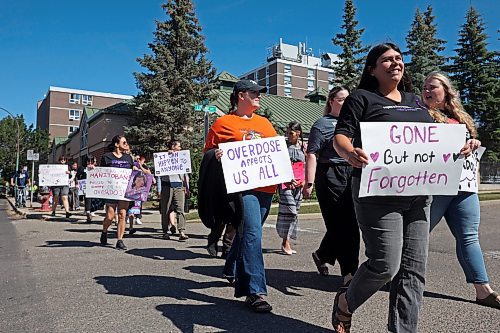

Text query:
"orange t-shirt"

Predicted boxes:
[[204, 113, 278, 193]]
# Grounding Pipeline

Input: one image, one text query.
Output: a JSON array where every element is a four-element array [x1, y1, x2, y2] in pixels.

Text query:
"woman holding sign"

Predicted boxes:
[[99, 135, 136, 251], [422, 71, 499, 309], [332, 43, 436, 333], [204, 79, 276, 313]]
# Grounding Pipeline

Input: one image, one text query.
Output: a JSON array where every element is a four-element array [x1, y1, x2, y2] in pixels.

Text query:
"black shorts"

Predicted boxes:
[[52, 186, 69, 196]]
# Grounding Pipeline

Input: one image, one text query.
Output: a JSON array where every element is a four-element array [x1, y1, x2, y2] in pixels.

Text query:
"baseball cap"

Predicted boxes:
[[233, 79, 267, 93]]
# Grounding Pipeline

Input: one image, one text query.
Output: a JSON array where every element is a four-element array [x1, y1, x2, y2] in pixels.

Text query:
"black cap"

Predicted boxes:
[[233, 79, 267, 93]]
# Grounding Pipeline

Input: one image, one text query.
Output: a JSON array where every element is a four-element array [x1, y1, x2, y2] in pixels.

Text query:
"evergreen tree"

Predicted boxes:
[[126, 0, 217, 154], [404, 5, 446, 94], [447, 7, 499, 160], [331, 0, 369, 91]]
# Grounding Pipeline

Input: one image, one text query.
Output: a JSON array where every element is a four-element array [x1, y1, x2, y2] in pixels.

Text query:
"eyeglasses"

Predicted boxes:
[[333, 97, 346, 102], [120, 141, 129, 145]]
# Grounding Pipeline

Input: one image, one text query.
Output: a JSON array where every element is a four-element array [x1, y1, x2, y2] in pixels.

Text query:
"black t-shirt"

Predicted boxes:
[[100, 152, 134, 169], [307, 115, 346, 164], [334, 89, 434, 176]]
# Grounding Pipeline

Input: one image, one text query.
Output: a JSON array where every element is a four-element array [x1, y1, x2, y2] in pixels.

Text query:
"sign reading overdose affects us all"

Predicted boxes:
[[86, 167, 132, 201], [38, 164, 69, 186], [359, 122, 466, 197], [153, 150, 192, 176], [219, 136, 294, 194]]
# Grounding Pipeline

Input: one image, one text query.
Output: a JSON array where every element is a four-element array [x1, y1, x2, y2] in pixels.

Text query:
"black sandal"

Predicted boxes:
[[476, 291, 500, 309], [332, 289, 352, 333], [312, 252, 329, 276], [245, 295, 273, 313]]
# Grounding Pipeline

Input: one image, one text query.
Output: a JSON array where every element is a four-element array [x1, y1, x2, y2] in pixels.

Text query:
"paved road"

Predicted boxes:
[[1, 198, 499, 332]]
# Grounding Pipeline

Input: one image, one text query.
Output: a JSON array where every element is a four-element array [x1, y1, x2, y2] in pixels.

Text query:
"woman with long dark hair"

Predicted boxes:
[[332, 43, 435, 333], [99, 135, 136, 250]]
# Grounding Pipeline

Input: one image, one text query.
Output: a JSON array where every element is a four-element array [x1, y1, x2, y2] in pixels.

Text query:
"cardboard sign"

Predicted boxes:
[[86, 167, 132, 200], [459, 147, 486, 193], [360, 122, 466, 197], [78, 179, 86, 196], [38, 164, 69, 186], [124, 171, 153, 201], [153, 150, 192, 176], [219, 136, 294, 194]]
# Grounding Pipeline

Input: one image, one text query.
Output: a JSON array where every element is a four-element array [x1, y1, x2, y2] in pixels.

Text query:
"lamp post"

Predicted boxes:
[[0, 106, 21, 174]]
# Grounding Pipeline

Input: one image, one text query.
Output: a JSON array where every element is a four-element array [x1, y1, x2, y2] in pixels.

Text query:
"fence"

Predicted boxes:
[[480, 162, 500, 184]]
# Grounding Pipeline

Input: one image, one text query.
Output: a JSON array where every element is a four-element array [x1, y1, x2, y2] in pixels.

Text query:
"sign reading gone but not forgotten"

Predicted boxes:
[[359, 122, 466, 197], [219, 136, 294, 194]]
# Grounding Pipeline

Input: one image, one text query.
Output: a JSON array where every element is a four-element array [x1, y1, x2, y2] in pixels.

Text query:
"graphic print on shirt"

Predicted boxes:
[[242, 129, 263, 141]]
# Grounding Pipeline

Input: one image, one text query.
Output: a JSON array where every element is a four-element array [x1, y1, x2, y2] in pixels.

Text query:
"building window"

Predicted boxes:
[[69, 93, 81, 104], [82, 95, 93, 106], [308, 69, 315, 79], [69, 109, 81, 121], [284, 75, 292, 87], [284, 87, 292, 97], [307, 80, 315, 91], [284, 64, 292, 75], [68, 126, 79, 134]]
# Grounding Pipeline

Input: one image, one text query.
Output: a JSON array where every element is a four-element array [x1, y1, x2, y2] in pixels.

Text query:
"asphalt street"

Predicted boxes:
[[0, 198, 499, 333]]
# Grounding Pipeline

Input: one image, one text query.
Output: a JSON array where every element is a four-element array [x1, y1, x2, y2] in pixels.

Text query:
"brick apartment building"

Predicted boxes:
[[240, 38, 338, 100], [37, 86, 133, 140]]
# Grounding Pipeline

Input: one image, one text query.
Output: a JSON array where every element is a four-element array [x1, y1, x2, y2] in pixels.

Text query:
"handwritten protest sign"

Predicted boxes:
[[78, 179, 86, 196], [459, 147, 486, 193], [86, 167, 132, 200], [153, 150, 192, 176], [360, 122, 466, 197], [124, 171, 153, 201], [219, 136, 294, 194], [38, 164, 68, 186]]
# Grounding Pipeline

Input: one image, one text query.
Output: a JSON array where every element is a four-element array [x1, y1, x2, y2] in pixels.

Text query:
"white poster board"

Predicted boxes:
[[86, 167, 132, 200], [219, 136, 294, 194], [360, 122, 466, 197], [38, 164, 69, 186], [459, 147, 486, 193], [78, 179, 86, 196], [153, 150, 192, 176]]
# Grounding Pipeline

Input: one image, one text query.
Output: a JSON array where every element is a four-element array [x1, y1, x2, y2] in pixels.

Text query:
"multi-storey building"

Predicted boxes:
[[239, 38, 339, 100], [36, 86, 133, 139]]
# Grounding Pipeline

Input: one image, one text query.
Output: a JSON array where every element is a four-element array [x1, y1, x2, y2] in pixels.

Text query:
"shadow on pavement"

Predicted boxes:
[[40, 240, 102, 248], [94, 274, 332, 333], [423, 290, 473, 304], [126, 247, 212, 261]]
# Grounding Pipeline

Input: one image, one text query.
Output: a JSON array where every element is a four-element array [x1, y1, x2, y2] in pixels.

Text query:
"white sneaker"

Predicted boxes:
[[135, 218, 142, 225], [125, 219, 129, 224], [90, 212, 96, 217]]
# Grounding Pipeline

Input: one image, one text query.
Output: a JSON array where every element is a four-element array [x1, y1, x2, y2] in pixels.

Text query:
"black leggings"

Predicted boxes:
[[314, 163, 360, 276]]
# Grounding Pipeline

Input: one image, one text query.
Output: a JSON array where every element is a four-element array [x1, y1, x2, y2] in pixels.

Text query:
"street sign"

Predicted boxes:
[[194, 104, 217, 113], [27, 150, 34, 159], [27, 150, 39, 161]]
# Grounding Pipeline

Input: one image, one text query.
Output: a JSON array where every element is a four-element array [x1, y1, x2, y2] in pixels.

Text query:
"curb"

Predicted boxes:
[[5, 196, 26, 217]]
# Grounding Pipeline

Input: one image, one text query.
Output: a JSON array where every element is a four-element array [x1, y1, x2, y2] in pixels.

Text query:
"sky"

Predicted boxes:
[[0, 0, 498, 127]]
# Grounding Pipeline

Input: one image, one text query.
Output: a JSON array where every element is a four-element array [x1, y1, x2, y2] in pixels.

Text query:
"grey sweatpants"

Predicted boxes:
[[345, 177, 431, 333]]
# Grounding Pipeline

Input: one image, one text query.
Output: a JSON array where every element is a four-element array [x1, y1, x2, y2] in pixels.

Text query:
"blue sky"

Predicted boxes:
[[0, 0, 498, 126]]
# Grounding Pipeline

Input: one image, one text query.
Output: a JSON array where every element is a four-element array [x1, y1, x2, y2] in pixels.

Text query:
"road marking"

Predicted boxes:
[[263, 223, 320, 234]]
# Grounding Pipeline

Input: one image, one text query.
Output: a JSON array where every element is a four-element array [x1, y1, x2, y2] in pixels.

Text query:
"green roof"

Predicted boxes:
[[83, 106, 101, 119], [52, 136, 69, 146], [305, 86, 329, 98], [211, 90, 324, 133], [216, 71, 239, 83]]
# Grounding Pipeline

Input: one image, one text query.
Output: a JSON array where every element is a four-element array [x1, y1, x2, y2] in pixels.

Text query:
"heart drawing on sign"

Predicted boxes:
[[442, 153, 451, 163], [370, 152, 379, 162], [453, 153, 461, 162]]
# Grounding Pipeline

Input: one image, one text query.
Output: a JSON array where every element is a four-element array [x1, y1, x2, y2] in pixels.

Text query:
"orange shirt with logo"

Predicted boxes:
[[204, 113, 278, 193]]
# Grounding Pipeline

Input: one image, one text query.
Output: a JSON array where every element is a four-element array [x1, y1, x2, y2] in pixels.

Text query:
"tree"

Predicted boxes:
[[404, 5, 446, 94], [126, 0, 217, 154], [0, 116, 50, 181], [331, 0, 369, 91], [447, 7, 499, 160]]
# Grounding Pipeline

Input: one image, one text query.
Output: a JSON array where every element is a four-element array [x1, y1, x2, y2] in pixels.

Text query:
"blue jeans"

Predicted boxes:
[[430, 193, 488, 284], [223, 190, 273, 298], [348, 177, 431, 333]]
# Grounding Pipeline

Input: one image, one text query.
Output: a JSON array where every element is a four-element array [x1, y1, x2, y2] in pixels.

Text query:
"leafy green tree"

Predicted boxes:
[[404, 5, 446, 94], [447, 7, 499, 160], [331, 0, 369, 91], [0, 116, 49, 181], [126, 0, 217, 154]]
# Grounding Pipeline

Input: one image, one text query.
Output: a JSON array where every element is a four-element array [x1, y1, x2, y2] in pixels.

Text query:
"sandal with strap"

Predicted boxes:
[[476, 291, 500, 309], [332, 289, 352, 333], [245, 295, 273, 313]]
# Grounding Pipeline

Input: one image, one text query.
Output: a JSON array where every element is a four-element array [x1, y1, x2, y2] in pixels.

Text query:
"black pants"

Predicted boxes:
[[315, 163, 360, 276], [207, 219, 236, 255]]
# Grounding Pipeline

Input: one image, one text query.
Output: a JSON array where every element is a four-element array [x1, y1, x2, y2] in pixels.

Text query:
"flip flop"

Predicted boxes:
[[476, 291, 500, 309]]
